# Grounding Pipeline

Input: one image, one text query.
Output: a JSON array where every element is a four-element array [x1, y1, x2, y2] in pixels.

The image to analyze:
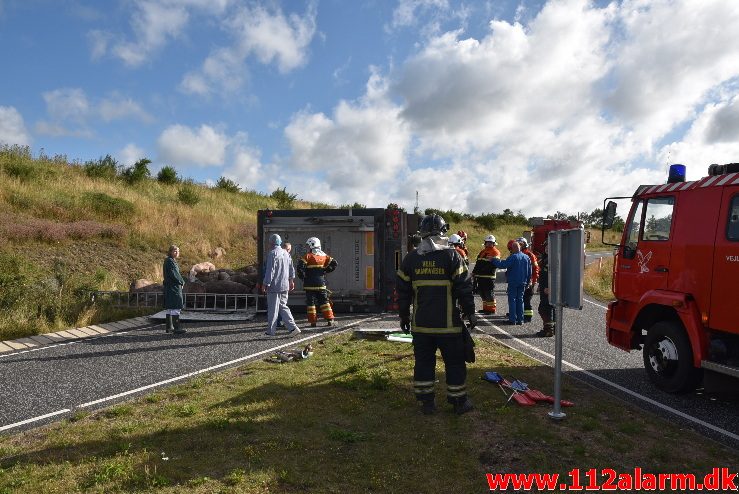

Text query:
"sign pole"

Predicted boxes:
[[548, 231, 566, 420]]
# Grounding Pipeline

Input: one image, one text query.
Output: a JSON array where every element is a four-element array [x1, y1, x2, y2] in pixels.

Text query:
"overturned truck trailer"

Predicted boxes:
[[257, 207, 420, 313]]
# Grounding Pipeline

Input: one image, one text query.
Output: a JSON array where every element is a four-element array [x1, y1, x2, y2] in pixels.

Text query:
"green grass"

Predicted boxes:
[[0, 335, 734, 493]]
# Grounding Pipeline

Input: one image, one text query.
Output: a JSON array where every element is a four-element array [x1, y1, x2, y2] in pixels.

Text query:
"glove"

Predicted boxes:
[[400, 316, 411, 334], [466, 313, 477, 330]]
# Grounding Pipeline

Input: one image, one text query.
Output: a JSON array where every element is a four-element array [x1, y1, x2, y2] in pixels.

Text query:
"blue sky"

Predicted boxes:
[[2, 0, 739, 216]]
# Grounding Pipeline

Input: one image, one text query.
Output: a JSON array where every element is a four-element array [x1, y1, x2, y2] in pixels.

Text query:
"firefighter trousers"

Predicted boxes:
[[523, 285, 534, 322], [412, 333, 468, 405], [305, 289, 334, 324], [476, 277, 497, 313], [538, 292, 554, 331]]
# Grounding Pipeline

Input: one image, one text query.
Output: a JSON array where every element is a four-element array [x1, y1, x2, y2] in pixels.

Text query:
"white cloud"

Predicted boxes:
[[0, 106, 31, 146], [604, 0, 739, 140], [118, 143, 146, 166], [111, 1, 189, 66], [181, 2, 317, 96], [230, 2, 317, 73], [283, 71, 410, 199], [391, 0, 449, 29], [35, 88, 152, 137], [42, 88, 90, 123], [223, 136, 264, 189], [180, 47, 247, 96], [157, 124, 229, 167], [658, 95, 739, 181], [98, 94, 153, 123], [87, 30, 111, 60]]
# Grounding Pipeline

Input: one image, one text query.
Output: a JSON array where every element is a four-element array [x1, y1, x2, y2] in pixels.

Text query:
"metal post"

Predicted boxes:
[[549, 231, 566, 421]]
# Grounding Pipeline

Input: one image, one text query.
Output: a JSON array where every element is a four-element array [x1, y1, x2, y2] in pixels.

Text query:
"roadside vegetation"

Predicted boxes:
[[584, 256, 616, 302], [0, 334, 734, 493]]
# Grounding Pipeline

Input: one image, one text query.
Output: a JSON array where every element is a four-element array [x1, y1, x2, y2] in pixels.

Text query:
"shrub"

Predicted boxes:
[[120, 158, 151, 185], [271, 187, 297, 209], [84, 155, 118, 180], [340, 202, 367, 209], [475, 213, 497, 231], [216, 176, 240, 193], [178, 184, 200, 206], [157, 166, 179, 184], [3, 161, 37, 181], [82, 192, 135, 220]]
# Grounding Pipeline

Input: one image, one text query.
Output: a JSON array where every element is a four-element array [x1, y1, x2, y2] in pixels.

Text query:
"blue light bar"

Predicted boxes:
[[667, 164, 686, 183]]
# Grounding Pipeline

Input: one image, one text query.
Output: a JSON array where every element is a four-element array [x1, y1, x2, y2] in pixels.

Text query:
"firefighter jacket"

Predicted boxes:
[[538, 253, 549, 292], [522, 248, 540, 284], [453, 246, 469, 264], [396, 247, 475, 334], [472, 246, 501, 278], [297, 251, 337, 290], [493, 252, 531, 286]]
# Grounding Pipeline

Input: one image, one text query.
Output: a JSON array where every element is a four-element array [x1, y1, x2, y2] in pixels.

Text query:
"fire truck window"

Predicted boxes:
[[641, 197, 674, 242], [624, 200, 644, 259], [729, 196, 739, 240]]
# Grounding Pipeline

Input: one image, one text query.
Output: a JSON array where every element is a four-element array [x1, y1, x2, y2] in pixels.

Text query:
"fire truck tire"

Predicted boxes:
[[643, 321, 702, 393]]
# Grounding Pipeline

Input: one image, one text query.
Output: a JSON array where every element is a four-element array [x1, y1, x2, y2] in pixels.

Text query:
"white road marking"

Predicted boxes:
[[479, 315, 739, 443], [78, 315, 384, 409], [583, 298, 609, 310], [0, 409, 71, 432]]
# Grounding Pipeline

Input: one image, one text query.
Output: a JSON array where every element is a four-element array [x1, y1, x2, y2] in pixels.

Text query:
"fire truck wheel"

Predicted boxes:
[[643, 321, 702, 393]]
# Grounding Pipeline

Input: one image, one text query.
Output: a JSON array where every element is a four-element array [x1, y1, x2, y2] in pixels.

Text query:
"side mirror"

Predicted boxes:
[[603, 201, 617, 229]]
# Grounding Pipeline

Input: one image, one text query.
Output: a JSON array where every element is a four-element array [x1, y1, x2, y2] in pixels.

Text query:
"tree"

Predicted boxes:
[[271, 187, 297, 209], [83, 154, 118, 180], [157, 165, 179, 184], [216, 176, 240, 193], [121, 158, 151, 185]]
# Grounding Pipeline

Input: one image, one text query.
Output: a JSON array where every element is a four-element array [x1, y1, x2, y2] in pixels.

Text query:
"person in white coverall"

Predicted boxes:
[[262, 234, 301, 336]]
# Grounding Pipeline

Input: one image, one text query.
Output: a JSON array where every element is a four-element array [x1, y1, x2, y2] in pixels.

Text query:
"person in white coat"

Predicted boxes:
[[262, 234, 301, 336]]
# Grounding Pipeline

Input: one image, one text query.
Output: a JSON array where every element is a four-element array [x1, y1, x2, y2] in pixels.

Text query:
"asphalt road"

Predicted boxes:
[[1, 257, 737, 451]]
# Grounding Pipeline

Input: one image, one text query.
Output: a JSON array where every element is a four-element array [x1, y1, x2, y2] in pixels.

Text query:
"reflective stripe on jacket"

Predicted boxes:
[[297, 252, 337, 290]]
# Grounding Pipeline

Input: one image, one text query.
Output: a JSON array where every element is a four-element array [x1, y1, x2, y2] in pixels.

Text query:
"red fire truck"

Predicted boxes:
[[602, 163, 739, 392], [528, 218, 583, 256]]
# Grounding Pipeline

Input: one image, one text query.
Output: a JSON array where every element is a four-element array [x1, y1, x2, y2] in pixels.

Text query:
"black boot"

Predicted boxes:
[[421, 400, 436, 415], [165, 314, 173, 333], [453, 397, 474, 415], [173, 314, 186, 334]]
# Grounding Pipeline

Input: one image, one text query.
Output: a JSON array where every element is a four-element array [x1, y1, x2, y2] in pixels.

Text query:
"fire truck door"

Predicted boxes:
[[617, 197, 674, 300], [710, 191, 739, 334]]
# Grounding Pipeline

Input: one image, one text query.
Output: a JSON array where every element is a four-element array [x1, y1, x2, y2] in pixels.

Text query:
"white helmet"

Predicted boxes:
[[306, 237, 321, 250], [448, 234, 462, 245], [516, 237, 529, 249], [484, 234, 496, 244]]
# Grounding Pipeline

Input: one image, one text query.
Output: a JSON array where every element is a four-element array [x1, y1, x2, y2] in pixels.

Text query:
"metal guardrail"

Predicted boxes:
[[91, 291, 265, 313]]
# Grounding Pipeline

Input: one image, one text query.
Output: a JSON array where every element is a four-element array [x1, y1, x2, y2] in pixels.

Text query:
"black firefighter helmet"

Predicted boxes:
[[418, 214, 449, 238]]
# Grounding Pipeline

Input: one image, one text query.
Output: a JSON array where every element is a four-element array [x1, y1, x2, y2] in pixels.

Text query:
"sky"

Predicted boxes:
[[2, 0, 739, 217]]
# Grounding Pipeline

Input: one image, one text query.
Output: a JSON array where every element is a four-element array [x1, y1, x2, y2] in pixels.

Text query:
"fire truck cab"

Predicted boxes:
[[603, 163, 739, 393]]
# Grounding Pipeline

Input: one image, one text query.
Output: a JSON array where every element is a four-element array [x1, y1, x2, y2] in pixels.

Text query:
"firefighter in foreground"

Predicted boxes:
[[297, 237, 338, 327], [472, 234, 501, 314], [516, 237, 540, 323], [397, 214, 476, 415]]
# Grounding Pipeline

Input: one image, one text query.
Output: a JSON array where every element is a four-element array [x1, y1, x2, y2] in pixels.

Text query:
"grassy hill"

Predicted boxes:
[[0, 146, 313, 340], [0, 145, 617, 340]]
